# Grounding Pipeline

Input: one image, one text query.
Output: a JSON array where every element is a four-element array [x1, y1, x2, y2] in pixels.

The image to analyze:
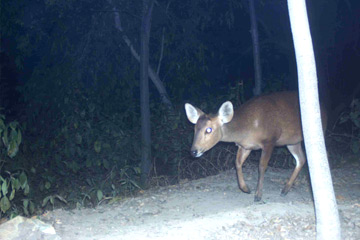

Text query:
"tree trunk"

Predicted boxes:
[[110, 1, 173, 109], [249, 0, 262, 96], [140, 0, 154, 187], [287, 0, 341, 239]]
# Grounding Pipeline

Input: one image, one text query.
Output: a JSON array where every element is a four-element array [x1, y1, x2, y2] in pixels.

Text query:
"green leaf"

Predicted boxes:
[[24, 184, 30, 195], [97, 190, 103, 201], [172, 122, 178, 130], [11, 178, 20, 190], [10, 128, 17, 139], [29, 201, 35, 214], [19, 172, 27, 189], [7, 140, 19, 158], [42, 196, 50, 207], [45, 181, 51, 190], [2, 127, 8, 146], [339, 115, 349, 124], [1, 180, 8, 196], [103, 159, 109, 170], [110, 170, 116, 180], [133, 167, 141, 175], [94, 141, 101, 153], [86, 178, 92, 187], [23, 199, 29, 209], [23, 199, 29, 215], [9, 189, 15, 201], [0, 118, 5, 129], [9, 121, 18, 130], [17, 129, 22, 145], [1, 196, 11, 213]]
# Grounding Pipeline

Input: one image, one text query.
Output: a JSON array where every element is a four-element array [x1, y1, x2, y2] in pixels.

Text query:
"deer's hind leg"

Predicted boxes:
[[281, 142, 306, 196]]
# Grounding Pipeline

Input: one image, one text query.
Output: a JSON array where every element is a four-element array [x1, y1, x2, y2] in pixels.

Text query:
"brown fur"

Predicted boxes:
[[185, 91, 327, 202]]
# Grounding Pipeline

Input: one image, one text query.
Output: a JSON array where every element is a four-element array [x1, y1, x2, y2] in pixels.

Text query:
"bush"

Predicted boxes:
[[0, 111, 33, 217]]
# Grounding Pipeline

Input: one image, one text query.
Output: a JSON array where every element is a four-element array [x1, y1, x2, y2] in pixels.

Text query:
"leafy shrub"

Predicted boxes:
[[0, 112, 33, 217], [19, 67, 145, 207]]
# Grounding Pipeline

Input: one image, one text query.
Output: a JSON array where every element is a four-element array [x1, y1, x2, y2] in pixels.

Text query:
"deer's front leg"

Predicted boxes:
[[255, 143, 274, 202], [235, 146, 251, 193]]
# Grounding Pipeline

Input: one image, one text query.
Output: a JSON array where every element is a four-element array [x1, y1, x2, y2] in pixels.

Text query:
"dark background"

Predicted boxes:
[[0, 0, 359, 215]]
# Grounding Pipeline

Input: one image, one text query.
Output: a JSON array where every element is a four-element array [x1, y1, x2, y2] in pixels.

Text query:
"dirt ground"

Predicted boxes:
[[40, 161, 360, 240]]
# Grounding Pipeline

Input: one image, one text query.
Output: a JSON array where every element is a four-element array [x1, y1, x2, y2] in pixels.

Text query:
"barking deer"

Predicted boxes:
[[185, 91, 327, 201]]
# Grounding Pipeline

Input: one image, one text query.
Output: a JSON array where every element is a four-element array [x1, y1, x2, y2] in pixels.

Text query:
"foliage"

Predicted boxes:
[[10, 0, 145, 207], [150, 105, 186, 182], [10, 0, 225, 206], [0, 113, 21, 158], [0, 0, 283, 213], [42, 194, 67, 210], [20, 76, 143, 207], [0, 112, 33, 217]]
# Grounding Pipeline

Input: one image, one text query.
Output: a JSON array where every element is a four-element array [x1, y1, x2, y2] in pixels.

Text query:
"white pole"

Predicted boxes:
[[287, 0, 341, 239]]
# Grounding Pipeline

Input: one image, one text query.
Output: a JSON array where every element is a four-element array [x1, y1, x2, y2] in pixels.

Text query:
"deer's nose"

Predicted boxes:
[[190, 150, 198, 157], [190, 149, 203, 158]]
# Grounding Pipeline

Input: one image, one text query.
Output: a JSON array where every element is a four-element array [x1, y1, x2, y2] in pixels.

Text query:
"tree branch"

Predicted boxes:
[[108, 0, 173, 109], [157, 28, 165, 75]]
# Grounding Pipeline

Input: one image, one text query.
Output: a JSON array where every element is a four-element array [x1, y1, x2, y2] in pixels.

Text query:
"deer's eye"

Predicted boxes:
[[205, 127, 212, 134]]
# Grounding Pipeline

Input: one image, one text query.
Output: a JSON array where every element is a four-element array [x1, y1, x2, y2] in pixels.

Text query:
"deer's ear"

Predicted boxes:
[[185, 103, 204, 124], [218, 101, 234, 124]]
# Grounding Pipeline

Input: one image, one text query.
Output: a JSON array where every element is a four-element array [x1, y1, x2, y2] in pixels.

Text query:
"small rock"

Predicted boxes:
[[0, 216, 61, 240]]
